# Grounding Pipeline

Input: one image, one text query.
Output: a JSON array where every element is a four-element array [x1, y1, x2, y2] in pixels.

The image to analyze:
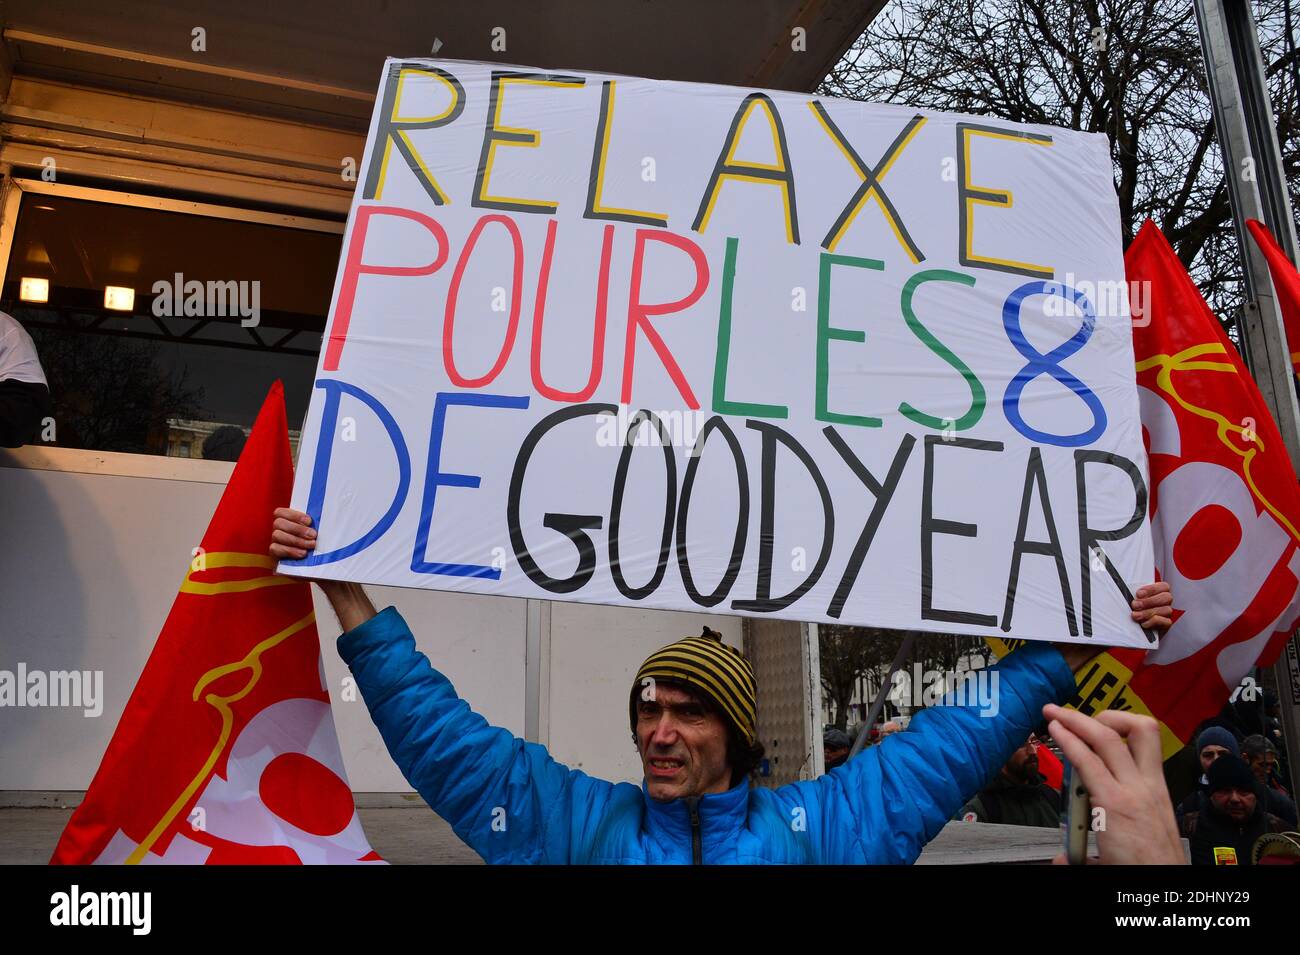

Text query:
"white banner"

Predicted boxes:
[[282, 58, 1156, 648]]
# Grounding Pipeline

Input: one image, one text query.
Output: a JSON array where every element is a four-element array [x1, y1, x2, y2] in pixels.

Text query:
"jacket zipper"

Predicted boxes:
[[686, 797, 702, 865]]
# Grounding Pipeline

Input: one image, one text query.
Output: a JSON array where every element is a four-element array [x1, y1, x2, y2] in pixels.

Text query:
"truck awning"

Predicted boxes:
[[0, 0, 885, 130]]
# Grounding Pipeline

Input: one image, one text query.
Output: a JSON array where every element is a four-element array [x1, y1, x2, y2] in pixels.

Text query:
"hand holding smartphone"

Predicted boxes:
[[1045, 704, 1185, 865]]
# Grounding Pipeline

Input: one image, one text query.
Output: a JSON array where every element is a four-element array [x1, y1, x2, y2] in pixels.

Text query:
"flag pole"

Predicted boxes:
[[848, 633, 915, 759], [1194, 0, 1300, 797]]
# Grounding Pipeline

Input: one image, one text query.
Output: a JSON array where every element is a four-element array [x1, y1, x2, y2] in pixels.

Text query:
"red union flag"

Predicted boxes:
[[50, 383, 382, 864], [989, 222, 1300, 756], [1101, 222, 1300, 754], [1245, 218, 1300, 380]]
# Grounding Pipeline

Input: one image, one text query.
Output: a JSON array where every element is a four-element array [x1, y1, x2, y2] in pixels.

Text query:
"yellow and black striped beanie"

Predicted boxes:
[[629, 627, 757, 745]]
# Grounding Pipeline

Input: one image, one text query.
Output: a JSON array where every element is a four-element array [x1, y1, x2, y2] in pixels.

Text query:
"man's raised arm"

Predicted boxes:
[[272, 508, 379, 633], [774, 582, 1173, 864], [270, 508, 613, 864]]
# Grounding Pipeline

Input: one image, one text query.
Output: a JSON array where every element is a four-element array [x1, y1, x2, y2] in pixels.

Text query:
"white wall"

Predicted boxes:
[[0, 461, 526, 791], [315, 587, 526, 792], [0, 459, 742, 792]]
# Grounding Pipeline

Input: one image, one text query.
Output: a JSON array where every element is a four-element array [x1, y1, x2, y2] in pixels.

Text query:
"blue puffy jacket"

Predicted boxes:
[[339, 607, 1076, 864]]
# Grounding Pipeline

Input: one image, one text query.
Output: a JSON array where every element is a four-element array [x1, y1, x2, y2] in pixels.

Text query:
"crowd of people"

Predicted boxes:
[[826, 686, 1298, 864], [1169, 700, 1297, 865]]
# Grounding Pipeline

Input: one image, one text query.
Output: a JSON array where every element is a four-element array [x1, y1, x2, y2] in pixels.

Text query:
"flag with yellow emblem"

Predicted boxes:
[[990, 221, 1300, 758], [50, 383, 381, 864]]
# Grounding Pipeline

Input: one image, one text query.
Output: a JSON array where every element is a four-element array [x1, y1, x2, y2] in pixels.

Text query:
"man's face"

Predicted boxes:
[[1003, 737, 1040, 783], [1247, 750, 1277, 783], [1210, 786, 1257, 822], [1200, 744, 1230, 773], [636, 683, 732, 802]]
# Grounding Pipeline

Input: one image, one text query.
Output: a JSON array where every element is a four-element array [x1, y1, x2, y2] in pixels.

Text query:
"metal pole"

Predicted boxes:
[[1194, 0, 1300, 798], [1194, 0, 1300, 455], [523, 599, 550, 744], [849, 632, 915, 758]]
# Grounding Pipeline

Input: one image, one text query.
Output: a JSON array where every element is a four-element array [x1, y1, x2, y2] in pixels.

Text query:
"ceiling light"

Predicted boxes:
[[104, 285, 135, 311], [19, 277, 48, 303]]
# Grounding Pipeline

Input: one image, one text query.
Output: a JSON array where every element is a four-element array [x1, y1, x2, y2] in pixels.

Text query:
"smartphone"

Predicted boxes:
[[1064, 766, 1090, 865]]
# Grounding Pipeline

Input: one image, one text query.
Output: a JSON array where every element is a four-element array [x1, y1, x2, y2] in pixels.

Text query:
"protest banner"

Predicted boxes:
[[282, 58, 1155, 647]]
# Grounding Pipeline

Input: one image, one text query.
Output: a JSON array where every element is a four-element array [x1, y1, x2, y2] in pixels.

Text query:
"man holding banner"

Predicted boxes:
[[272, 507, 1172, 864], [260, 57, 1295, 864]]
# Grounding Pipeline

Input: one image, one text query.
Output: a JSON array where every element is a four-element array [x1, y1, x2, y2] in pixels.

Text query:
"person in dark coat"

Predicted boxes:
[[956, 734, 1061, 827], [1241, 734, 1296, 825], [1175, 726, 1240, 829], [822, 727, 852, 772], [1180, 754, 1289, 866]]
